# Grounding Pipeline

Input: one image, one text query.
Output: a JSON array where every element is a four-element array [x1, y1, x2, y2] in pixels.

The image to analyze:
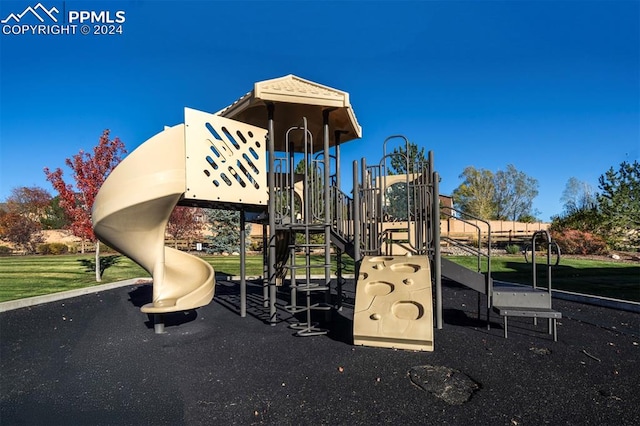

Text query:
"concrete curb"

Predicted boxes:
[[0, 275, 355, 313], [4, 275, 635, 314], [0, 278, 151, 313]]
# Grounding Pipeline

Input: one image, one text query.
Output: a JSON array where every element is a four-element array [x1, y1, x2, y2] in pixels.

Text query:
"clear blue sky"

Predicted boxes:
[[1, 0, 638, 221]]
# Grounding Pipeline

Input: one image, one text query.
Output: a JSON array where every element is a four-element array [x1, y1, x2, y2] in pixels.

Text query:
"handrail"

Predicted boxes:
[[440, 206, 492, 277], [530, 230, 561, 295], [331, 185, 354, 242], [440, 206, 493, 321]]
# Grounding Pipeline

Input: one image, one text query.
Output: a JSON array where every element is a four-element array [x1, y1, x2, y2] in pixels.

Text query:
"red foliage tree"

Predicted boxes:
[[44, 130, 126, 280], [0, 186, 51, 253], [6, 186, 52, 221], [0, 211, 43, 254], [166, 206, 205, 249]]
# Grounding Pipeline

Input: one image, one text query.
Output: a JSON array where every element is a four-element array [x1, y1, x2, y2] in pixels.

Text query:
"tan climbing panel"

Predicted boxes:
[[353, 255, 434, 351]]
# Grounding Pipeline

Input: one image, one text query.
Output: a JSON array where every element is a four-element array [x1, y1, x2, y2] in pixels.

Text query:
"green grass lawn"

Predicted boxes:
[[0, 255, 148, 302], [448, 255, 640, 302], [0, 253, 637, 303]]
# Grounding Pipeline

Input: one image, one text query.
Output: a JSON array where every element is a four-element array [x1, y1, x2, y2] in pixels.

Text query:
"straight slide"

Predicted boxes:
[[92, 124, 215, 314]]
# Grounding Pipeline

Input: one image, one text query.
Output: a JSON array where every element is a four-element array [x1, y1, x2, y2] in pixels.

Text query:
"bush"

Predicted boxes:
[[0, 245, 12, 256], [38, 242, 69, 255], [551, 229, 607, 255], [505, 244, 521, 255]]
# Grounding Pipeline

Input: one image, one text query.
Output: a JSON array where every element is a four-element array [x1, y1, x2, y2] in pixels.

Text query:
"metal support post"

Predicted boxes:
[[153, 314, 165, 334], [323, 110, 332, 318], [432, 170, 442, 330], [353, 160, 361, 271], [267, 103, 277, 325], [240, 209, 246, 317]]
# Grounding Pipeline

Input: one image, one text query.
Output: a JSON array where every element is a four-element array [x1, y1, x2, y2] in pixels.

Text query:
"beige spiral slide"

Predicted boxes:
[[92, 123, 215, 314], [93, 108, 269, 316]]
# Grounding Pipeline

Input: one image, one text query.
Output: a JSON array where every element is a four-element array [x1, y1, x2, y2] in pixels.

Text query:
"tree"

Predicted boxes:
[[386, 141, 428, 220], [205, 209, 251, 254], [40, 196, 71, 230], [493, 164, 539, 221], [5, 186, 52, 221], [561, 177, 598, 215], [0, 211, 43, 254], [597, 160, 640, 249], [44, 129, 126, 281], [551, 178, 604, 254], [452, 166, 496, 219], [0, 186, 51, 253], [388, 142, 427, 175], [166, 206, 205, 249]]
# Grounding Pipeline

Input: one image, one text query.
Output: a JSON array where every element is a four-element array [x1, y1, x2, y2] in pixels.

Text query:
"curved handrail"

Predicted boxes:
[[440, 206, 492, 276], [529, 230, 561, 293]]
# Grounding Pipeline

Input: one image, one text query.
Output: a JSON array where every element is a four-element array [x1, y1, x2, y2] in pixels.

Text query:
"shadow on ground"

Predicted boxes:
[[127, 284, 198, 329], [77, 254, 122, 276]]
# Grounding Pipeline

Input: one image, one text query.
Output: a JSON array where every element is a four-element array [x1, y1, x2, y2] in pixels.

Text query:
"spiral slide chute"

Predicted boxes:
[[91, 124, 214, 314], [93, 108, 268, 314]]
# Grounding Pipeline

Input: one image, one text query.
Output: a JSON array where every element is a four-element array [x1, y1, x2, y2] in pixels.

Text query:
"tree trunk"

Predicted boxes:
[[95, 240, 102, 282]]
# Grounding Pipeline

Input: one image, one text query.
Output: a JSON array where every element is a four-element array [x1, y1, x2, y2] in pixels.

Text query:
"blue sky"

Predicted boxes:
[[0, 0, 638, 221]]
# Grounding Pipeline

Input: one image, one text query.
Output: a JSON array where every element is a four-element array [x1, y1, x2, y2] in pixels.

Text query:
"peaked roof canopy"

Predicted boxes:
[[217, 75, 362, 152]]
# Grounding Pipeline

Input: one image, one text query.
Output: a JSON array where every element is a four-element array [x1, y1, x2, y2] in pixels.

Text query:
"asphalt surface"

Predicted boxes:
[[1, 278, 638, 425]]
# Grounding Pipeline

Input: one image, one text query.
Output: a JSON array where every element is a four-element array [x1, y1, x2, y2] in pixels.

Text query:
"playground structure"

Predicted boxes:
[[93, 74, 561, 347]]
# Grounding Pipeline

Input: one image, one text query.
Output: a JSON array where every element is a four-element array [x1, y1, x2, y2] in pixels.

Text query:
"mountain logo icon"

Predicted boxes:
[[1, 3, 59, 24]]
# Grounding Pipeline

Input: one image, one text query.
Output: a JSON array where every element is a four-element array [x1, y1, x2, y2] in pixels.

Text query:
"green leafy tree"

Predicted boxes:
[[493, 164, 539, 221], [452, 165, 539, 221], [388, 142, 427, 175], [41, 196, 71, 230], [206, 209, 251, 254], [597, 160, 640, 249], [452, 166, 496, 219], [386, 141, 428, 220]]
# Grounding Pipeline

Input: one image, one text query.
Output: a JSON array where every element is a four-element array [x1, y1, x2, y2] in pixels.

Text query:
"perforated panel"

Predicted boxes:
[[184, 108, 268, 207]]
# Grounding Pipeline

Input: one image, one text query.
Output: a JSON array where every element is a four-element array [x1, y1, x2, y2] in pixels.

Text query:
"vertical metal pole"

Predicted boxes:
[[323, 110, 332, 314], [240, 209, 246, 317], [532, 233, 538, 326], [262, 225, 268, 307], [361, 157, 367, 253], [432, 170, 442, 330], [546, 231, 553, 335], [353, 160, 361, 270], [267, 103, 277, 325], [532, 233, 537, 289], [153, 314, 165, 334], [335, 130, 342, 190], [288, 136, 297, 311]]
